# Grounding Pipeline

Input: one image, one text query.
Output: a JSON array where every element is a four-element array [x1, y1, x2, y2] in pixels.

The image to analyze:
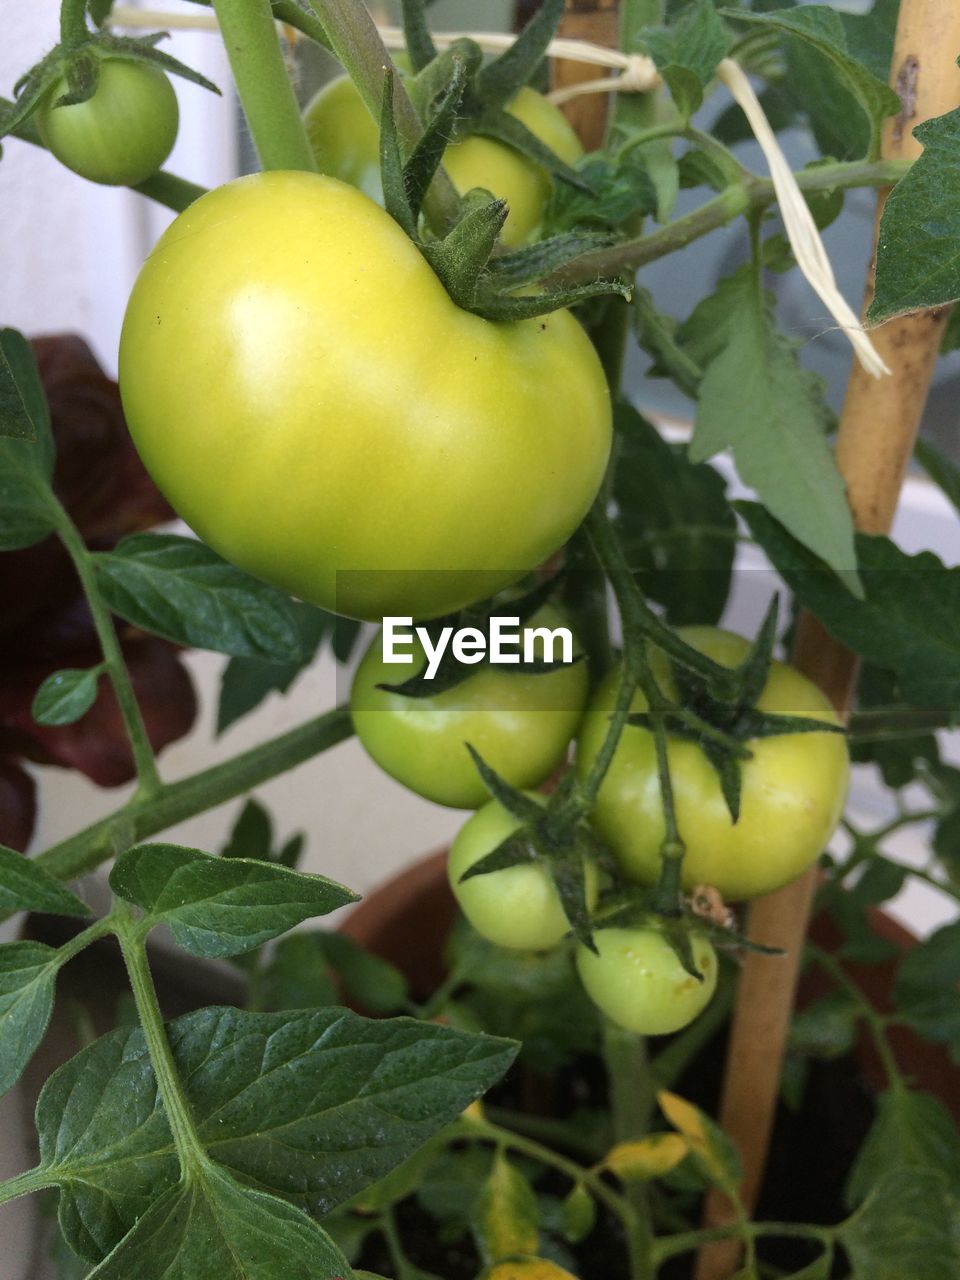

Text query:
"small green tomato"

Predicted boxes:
[[576, 927, 718, 1035], [449, 797, 598, 952]]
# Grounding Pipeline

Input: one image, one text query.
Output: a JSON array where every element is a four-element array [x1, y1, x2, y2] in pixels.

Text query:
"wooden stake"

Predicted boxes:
[[553, 0, 620, 148], [696, 6, 960, 1277]]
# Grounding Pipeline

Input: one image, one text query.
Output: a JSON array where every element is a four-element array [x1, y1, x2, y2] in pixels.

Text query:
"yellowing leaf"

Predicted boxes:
[[474, 1151, 539, 1263], [603, 1133, 688, 1180], [658, 1090, 741, 1189], [487, 1260, 580, 1280]]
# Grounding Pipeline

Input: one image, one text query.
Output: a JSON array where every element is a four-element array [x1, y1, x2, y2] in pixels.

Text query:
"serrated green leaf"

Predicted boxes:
[[542, 154, 657, 236], [32, 665, 104, 726], [739, 503, 960, 709], [613, 404, 736, 625], [839, 1168, 960, 1279], [644, 0, 729, 118], [37, 1006, 517, 1262], [109, 844, 356, 958], [85, 1162, 353, 1280], [94, 533, 302, 661], [0, 941, 59, 1096], [0, 844, 91, 918], [722, 6, 900, 158], [870, 110, 960, 323], [893, 922, 960, 1059], [846, 1090, 960, 1209], [687, 268, 857, 585], [473, 1150, 540, 1264]]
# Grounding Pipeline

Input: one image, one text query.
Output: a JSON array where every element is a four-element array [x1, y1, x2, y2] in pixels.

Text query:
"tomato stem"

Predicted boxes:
[[59, 0, 89, 49], [212, 0, 317, 172]]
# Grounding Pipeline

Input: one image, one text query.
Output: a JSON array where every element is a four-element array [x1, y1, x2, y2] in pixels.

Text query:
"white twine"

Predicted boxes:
[[106, 7, 885, 375], [717, 59, 887, 378]]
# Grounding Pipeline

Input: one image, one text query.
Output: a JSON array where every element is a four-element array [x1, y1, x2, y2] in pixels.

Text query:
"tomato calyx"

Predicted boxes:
[[456, 752, 606, 953], [375, 574, 584, 700], [377, 55, 630, 320], [0, 25, 217, 147], [627, 598, 845, 822]]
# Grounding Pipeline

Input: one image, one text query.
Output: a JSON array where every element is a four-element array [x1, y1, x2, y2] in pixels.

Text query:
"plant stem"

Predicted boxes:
[[308, 0, 460, 231], [554, 158, 910, 284], [212, 0, 316, 171], [848, 704, 956, 741], [114, 905, 207, 1172], [602, 1023, 658, 1280], [60, 0, 89, 48], [0, 1167, 57, 1207], [806, 942, 905, 1091], [32, 704, 353, 889], [55, 514, 161, 799], [573, 663, 639, 814], [482, 1106, 607, 1163], [654, 1219, 833, 1264], [183, 0, 332, 49]]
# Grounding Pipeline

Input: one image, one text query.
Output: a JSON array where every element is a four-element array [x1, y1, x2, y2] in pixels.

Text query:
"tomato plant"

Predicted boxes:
[[36, 58, 179, 186], [304, 76, 583, 246], [449, 796, 598, 951], [577, 627, 849, 901], [118, 171, 611, 622], [576, 925, 718, 1035], [350, 605, 589, 808]]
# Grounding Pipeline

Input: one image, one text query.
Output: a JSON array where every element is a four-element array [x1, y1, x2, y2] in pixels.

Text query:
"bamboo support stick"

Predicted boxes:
[[554, 0, 621, 148], [696, 5, 960, 1278]]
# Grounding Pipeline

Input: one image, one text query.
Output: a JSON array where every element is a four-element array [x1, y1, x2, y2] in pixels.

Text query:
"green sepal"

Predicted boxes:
[[410, 40, 483, 118], [487, 232, 615, 290], [473, 0, 563, 110], [56, 51, 100, 107], [94, 33, 221, 93], [379, 68, 415, 236], [402, 56, 469, 225], [457, 830, 538, 882], [550, 838, 597, 952], [471, 276, 633, 323], [700, 739, 743, 824], [734, 595, 780, 709], [424, 197, 509, 310], [399, 0, 437, 73], [661, 919, 705, 982], [465, 745, 545, 823], [0, 51, 63, 141], [735, 709, 846, 740]]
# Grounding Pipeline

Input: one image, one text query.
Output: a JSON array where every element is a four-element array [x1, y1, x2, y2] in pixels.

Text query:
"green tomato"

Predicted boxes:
[[303, 77, 583, 246], [449, 797, 598, 951], [576, 627, 849, 901], [36, 58, 178, 186], [351, 606, 589, 808], [576, 926, 718, 1035], [118, 172, 611, 622]]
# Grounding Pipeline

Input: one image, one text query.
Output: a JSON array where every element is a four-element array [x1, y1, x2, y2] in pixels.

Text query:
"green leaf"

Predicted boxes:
[[473, 1150, 540, 1264], [109, 844, 357, 958], [560, 1183, 596, 1244], [542, 154, 657, 236], [31, 665, 104, 726], [839, 1168, 960, 1279], [686, 267, 858, 585], [37, 1005, 517, 1262], [722, 6, 900, 159], [870, 110, 960, 323], [846, 1090, 960, 1209], [893, 922, 960, 1060], [0, 329, 58, 550], [0, 844, 91, 918], [915, 439, 960, 514], [0, 327, 42, 441], [788, 989, 859, 1061], [644, 0, 729, 118], [739, 503, 960, 709], [0, 941, 59, 1096], [216, 601, 335, 735], [250, 932, 340, 1012], [220, 798, 274, 861], [318, 931, 410, 1015], [94, 533, 302, 661], [85, 1162, 353, 1280], [612, 404, 736, 625]]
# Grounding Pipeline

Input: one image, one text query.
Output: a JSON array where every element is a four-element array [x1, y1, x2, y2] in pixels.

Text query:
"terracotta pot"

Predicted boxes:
[[341, 849, 960, 1122]]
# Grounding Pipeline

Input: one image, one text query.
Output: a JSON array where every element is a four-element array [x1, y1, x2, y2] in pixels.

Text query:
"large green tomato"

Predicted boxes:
[[351, 605, 589, 808], [576, 927, 718, 1035], [119, 172, 610, 622], [449, 797, 599, 951], [36, 58, 178, 186], [303, 77, 583, 247], [576, 627, 849, 901]]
